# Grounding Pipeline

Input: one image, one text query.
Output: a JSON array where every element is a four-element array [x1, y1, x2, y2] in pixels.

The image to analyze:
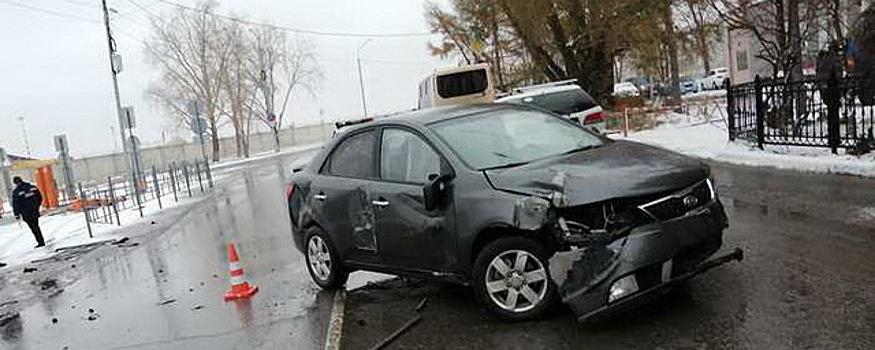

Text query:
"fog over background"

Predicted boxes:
[[0, 0, 452, 158]]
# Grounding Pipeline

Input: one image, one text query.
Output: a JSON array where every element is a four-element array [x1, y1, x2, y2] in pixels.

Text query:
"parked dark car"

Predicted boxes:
[[287, 104, 740, 321]]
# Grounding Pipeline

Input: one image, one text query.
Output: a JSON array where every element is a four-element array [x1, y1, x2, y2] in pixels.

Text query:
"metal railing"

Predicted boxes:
[[76, 160, 213, 237], [727, 74, 875, 153]]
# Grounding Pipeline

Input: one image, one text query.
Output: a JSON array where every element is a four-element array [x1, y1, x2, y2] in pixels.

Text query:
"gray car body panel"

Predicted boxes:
[[288, 104, 733, 321]]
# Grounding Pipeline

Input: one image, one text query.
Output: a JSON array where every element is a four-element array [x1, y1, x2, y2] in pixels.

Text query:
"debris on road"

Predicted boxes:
[[191, 305, 205, 311], [23, 267, 37, 273], [157, 299, 177, 306], [39, 279, 58, 290], [85, 309, 99, 322], [414, 297, 428, 312], [367, 315, 422, 350]]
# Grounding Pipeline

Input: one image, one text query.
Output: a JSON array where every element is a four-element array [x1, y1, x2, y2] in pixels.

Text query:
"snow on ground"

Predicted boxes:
[[0, 192, 198, 268], [682, 89, 727, 100], [211, 142, 324, 171], [619, 110, 875, 177], [0, 141, 327, 269]]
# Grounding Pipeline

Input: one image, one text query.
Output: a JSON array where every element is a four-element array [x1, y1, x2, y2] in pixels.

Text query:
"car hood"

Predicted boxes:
[[484, 140, 709, 206]]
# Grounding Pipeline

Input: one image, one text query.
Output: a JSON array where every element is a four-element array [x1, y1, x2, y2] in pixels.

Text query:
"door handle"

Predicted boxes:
[[371, 200, 389, 207], [314, 193, 327, 200]]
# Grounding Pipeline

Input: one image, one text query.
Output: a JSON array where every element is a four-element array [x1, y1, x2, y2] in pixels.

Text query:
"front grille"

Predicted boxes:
[[638, 180, 714, 221]]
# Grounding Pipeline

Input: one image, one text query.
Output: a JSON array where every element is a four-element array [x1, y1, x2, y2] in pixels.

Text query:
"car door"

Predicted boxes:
[[371, 127, 456, 273], [310, 129, 381, 264]]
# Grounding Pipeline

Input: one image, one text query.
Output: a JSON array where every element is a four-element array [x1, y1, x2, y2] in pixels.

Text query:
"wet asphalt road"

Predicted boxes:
[[341, 162, 875, 350], [0, 151, 333, 350], [0, 152, 873, 350]]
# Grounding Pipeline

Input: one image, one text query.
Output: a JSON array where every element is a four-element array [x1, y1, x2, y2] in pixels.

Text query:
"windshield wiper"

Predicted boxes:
[[560, 144, 599, 155], [481, 161, 531, 171]]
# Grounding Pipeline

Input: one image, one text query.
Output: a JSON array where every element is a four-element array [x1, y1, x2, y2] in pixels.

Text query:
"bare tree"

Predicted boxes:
[[676, 0, 723, 74], [250, 28, 320, 152], [218, 19, 255, 158], [145, 1, 232, 162], [708, 0, 824, 79]]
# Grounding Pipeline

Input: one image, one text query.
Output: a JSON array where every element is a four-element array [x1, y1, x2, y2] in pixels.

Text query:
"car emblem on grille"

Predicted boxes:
[[683, 195, 698, 208]]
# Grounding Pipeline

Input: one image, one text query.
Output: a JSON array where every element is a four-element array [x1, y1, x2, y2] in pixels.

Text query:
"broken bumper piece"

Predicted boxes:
[[550, 200, 741, 322]]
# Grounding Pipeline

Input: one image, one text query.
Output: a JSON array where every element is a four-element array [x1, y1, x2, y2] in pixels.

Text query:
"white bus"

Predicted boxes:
[[418, 63, 495, 109]]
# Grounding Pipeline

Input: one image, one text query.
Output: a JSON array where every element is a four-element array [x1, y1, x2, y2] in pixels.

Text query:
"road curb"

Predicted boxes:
[[324, 289, 346, 350]]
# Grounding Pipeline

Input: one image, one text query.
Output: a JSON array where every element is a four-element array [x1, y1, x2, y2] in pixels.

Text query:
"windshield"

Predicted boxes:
[[501, 88, 597, 115], [430, 109, 605, 170]]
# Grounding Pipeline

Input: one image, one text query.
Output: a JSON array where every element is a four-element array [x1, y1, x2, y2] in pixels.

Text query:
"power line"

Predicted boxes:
[[0, 0, 101, 24], [153, 0, 432, 38], [54, 0, 99, 9], [125, 0, 159, 19]]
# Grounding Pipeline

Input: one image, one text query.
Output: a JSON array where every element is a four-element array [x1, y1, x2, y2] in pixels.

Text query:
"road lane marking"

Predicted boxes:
[[324, 289, 346, 350]]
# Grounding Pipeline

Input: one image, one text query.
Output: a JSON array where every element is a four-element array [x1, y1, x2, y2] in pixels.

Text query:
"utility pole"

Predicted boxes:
[[16, 117, 31, 157], [101, 0, 134, 184], [259, 69, 280, 152], [356, 39, 373, 117]]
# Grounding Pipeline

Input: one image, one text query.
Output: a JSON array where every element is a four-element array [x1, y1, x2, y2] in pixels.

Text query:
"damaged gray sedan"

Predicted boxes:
[[287, 104, 742, 322]]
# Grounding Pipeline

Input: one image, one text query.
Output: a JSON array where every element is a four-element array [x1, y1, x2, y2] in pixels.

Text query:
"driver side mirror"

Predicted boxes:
[[423, 162, 454, 211], [423, 173, 452, 211]]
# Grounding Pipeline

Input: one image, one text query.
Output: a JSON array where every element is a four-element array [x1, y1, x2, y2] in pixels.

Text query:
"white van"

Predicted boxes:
[[418, 63, 495, 109]]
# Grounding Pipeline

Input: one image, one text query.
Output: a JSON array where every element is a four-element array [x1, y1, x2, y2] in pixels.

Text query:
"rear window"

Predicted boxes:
[[502, 88, 598, 115], [437, 69, 488, 99]]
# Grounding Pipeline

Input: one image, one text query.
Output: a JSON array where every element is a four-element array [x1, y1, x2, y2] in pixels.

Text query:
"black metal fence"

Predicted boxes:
[[77, 160, 213, 237], [727, 74, 875, 153]]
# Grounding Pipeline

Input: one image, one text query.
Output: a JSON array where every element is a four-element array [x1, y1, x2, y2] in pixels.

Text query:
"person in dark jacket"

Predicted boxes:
[[12, 176, 45, 247]]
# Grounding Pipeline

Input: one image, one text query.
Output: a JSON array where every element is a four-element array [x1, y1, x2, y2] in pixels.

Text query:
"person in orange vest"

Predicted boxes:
[[12, 176, 45, 248]]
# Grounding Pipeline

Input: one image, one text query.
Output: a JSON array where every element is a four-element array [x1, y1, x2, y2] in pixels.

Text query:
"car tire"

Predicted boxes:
[[303, 227, 348, 289], [472, 237, 558, 321]]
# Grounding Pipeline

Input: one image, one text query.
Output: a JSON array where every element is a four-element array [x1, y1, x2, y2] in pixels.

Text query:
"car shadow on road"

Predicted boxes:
[[341, 277, 724, 350]]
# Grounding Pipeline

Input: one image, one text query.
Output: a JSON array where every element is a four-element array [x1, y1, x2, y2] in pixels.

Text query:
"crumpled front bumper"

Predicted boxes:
[[549, 200, 742, 322]]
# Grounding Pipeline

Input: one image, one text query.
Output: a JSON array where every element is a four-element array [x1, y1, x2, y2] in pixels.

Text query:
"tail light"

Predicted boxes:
[[583, 111, 605, 125], [285, 183, 295, 198]]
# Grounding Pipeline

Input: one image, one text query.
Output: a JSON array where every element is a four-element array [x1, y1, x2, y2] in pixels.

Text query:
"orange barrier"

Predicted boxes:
[[224, 242, 259, 301], [35, 166, 59, 209]]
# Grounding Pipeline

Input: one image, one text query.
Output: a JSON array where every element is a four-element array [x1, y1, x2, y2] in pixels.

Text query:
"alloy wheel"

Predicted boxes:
[[307, 235, 332, 281], [484, 250, 549, 313]]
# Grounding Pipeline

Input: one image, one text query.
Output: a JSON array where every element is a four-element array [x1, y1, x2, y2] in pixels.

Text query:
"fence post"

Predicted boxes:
[[77, 182, 92, 238], [169, 163, 179, 203], [132, 174, 144, 218], [195, 161, 205, 193], [108, 177, 121, 226], [754, 75, 765, 150], [152, 166, 162, 210], [183, 162, 193, 197], [205, 159, 214, 188], [727, 79, 736, 141], [827, 71, 841, 154]]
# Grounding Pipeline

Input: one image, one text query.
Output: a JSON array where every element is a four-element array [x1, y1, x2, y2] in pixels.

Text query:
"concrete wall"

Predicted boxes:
[[2, 123, 333, 197]]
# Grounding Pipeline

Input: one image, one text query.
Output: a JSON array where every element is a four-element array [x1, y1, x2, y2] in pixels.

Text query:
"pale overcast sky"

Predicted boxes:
[[0, 0, 452, 158]]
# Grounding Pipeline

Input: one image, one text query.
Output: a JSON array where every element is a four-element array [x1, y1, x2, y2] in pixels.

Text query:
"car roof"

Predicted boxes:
[[339, 103, 527, 133], [495, 84, 581, 102]]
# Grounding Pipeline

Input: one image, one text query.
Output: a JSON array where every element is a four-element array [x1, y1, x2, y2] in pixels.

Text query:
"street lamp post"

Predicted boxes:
[[16, 117, 31, 157], [356, 39, 373, 117]]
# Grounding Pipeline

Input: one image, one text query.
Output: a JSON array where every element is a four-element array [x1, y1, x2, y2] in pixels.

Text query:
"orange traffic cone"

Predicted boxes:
[[224, 242, 259, 301]]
